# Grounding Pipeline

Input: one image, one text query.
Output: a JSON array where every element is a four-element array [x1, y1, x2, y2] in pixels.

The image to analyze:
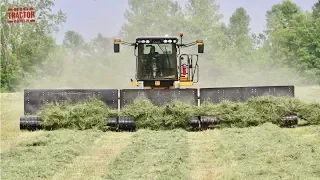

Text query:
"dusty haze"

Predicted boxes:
[[26, 43, 309, 90]]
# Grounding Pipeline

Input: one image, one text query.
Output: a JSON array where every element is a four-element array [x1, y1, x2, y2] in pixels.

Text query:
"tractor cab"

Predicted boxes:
[[114, 33, 204, 89], [135, 36, 178, 81]]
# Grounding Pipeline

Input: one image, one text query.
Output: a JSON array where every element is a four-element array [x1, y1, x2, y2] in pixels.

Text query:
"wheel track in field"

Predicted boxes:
[[51, 132, 133, 180], [104, 130, 190, 180], [1, 131, 44, 153], [188, 131, 222, 180]]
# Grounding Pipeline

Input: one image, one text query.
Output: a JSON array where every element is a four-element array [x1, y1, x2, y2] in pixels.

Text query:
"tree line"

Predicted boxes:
[[1, 0, 319, 92]]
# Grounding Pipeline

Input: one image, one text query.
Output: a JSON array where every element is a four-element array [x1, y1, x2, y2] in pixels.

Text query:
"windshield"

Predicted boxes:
[[137, 43, 177, 80], [142, 44, 173, 54]]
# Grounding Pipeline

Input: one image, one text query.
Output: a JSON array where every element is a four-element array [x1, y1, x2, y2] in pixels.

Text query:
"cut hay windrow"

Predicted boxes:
[[39, 96, 320, 131], [39, 98, 118, 131]]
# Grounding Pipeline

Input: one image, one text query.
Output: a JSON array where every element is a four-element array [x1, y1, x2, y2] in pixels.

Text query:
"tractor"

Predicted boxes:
[[113, 32, 203, 89], [19, 32, 295, 131]]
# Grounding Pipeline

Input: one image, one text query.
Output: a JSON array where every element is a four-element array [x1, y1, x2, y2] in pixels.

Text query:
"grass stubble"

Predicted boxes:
[[104, 129, 190, 180], [188, 123, 320, 180], [51, 132, 133, 180], [1, 130, 102, 179]]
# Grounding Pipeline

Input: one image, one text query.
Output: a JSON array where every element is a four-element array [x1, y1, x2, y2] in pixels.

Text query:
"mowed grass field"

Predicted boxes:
[[1, 86, 320, 180]]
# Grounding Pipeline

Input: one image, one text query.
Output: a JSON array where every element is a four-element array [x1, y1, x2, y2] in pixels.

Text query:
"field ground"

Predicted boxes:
[[1, 86, 320, 180]]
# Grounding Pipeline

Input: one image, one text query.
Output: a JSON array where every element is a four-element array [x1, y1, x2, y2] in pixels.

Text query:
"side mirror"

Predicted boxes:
[[198, 43, 204, 53], [114, 39, 121, 53]]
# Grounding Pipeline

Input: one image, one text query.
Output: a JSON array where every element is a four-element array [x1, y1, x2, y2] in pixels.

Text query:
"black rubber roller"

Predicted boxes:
[[188, 116, 200, 129], [118, 116, 136, 132], [200, 116, 219, 130], [106, 117, 118, 127], [20, 116, 43, 130], [281, 114, 298, 128]]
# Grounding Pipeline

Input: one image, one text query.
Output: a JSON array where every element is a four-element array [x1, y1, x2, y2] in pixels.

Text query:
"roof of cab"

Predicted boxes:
[[136, 36, 178, 40]]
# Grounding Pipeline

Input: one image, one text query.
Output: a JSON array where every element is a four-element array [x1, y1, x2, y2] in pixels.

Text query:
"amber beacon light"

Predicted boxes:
[[114, 39, 121, 44], [196, 40, 203, 44]]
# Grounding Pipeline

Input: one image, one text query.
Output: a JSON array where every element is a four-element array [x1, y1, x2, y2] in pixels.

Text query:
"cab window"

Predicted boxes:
[[142, 44, 172, 54]]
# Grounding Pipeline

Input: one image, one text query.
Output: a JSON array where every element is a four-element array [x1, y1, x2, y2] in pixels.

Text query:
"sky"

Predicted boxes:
[[52, 0, 317, 44]]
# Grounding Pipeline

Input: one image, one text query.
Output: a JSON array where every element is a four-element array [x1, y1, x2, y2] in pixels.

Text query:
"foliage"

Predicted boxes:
[[120, 0, 184, 41], [62, 30, 87, 60], [225, 7, 254, 69], [1, 0, 320, 91], [0, 0, 66, 92], [265, 0, 320, 83]]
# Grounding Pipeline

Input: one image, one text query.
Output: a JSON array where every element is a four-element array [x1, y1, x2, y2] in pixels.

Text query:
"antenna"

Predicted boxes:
[[179, 32, 183, 45]]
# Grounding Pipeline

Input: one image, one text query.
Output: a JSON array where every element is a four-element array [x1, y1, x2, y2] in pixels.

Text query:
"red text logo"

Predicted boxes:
[[8, 7, 36, 23]]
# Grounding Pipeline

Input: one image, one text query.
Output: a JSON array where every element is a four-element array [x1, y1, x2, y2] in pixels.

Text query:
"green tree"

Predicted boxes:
[[263, 0, 320, 84], [0, 0, 66, 91], [120, 0, 184, 41], [266, 0, 301, 31], [228, 7, 250, 43], [184, 0, 227, 56], [63, 30, 87, 59], [225, 7, 254, 68], [304, 1, 320, 83], [88, 33, 113, 66], [251, 33, 272, 66], [312, 0, 320, 19], [265, 0, 301, 67], [90, 33, 112, 57]]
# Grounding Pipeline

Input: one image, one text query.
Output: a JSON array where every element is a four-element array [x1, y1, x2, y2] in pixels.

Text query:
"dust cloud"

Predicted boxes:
[[195, 62, 307, 88], [25, 46, 136, 90], [25, 36, 311, 90], [179, 45, 309, 88]]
